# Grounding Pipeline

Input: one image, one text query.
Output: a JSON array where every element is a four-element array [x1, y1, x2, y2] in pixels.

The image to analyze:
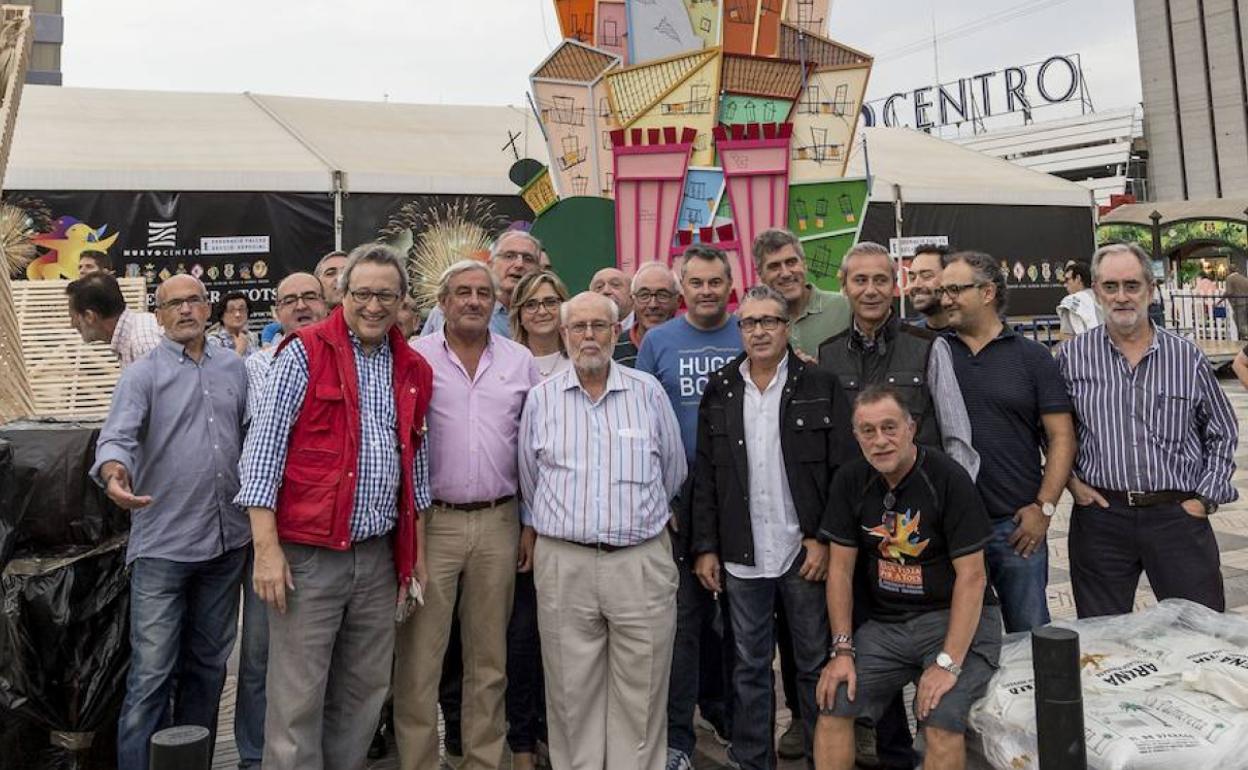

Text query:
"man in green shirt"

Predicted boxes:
[[754, 228, 851, 357]]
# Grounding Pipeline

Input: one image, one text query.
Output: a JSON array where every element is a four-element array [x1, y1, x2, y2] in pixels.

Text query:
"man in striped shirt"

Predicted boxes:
[[519, 291, 686, 770], [66, 272, 163, 368], [1058, 242, 1238, 617]]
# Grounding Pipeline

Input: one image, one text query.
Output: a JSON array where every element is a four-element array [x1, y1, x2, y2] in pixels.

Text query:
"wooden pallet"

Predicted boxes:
[[11, 277, 148, 418]]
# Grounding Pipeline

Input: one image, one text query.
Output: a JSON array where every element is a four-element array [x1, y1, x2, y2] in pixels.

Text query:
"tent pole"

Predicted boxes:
[[894, 183, 906, 318], [333, 170, 344, 252]]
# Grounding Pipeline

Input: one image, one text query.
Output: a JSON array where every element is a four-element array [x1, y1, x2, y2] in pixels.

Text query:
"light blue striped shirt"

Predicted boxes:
[[519, 361, 687, 546], [236, 334, 432, 541], [1057, 324, 1238, 503]]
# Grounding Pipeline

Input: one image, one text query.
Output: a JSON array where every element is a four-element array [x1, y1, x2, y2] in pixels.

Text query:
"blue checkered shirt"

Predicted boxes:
[[236, 333, 432, 541]]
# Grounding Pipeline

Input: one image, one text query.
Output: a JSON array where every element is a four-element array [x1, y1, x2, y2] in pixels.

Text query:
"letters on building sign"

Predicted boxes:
[[860, 54, 1083, 131]]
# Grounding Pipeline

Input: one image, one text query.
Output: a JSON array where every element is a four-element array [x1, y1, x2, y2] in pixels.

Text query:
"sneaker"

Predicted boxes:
[[694, 712, 731, 746], [777, 719, 805, 760], [664, 748, 693, 770]]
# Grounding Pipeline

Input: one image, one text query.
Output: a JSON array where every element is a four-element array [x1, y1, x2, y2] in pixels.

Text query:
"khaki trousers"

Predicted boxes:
[[534, 532, 678, 770], [394, 501, 519, 770]]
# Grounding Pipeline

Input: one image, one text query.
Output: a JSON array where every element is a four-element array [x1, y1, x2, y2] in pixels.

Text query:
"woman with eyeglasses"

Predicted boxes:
[[209, 290, 258, 357], [509, 270, 571, 381]]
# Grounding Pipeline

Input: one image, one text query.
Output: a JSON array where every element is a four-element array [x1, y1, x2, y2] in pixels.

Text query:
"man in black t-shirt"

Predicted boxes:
[[813, 385, 1002, 770]]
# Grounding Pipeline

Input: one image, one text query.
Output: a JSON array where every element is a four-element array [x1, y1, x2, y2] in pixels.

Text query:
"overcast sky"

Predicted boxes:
[[63, 0, 1141, 115]]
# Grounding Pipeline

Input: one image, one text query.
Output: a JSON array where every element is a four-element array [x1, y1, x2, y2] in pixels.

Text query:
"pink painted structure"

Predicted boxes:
[[673, 222, 747, 304], [610, 125, 697, 276], [713, 122, 794, 290]]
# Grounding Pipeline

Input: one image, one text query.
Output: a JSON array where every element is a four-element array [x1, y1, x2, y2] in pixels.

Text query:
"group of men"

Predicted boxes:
[[70, 223, 1237, 770]]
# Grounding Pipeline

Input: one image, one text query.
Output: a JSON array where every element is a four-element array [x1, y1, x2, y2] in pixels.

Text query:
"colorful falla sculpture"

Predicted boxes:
[[517, 0, 874, 296]]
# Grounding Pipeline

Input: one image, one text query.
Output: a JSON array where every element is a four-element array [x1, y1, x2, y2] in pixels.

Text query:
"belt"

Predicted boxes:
[[433, 495, 515, 512], [559, 532, 659, 553], [1095, 488, 1190, 508]]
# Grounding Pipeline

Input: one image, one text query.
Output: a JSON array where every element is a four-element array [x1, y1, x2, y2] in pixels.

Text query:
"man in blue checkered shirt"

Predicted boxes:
[[236, 244, 434, 770]]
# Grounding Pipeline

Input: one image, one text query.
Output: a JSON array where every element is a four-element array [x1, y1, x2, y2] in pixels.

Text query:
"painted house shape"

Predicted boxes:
[[595, 0, 628, 63], [683, 0, 722, 48], [531, 39, 623, 199], [605, 47, 722, 166], [722, 0, 784, 56], [626, 0, 703, 64], [719, 53, 811, 131], [777, 22, 872, 179], [784, 0, 827, 35], [555, 0, 596, 42]]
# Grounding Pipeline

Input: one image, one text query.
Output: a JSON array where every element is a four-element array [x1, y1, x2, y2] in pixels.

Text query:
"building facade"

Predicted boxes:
[[1135, 0, 1248, 200], [11, 0, 61, 86]]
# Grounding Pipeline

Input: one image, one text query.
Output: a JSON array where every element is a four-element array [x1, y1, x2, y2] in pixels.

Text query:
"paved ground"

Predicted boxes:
[[212, 375, 1248, 769]]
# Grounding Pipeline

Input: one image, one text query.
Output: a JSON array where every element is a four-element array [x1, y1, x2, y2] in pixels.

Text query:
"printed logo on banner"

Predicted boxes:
[[148, 220, 177, 248]]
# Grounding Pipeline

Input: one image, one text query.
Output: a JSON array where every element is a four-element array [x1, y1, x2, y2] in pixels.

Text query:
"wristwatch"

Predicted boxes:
[[1038, 500, 1056, 518], [935, 651, 962, 678]]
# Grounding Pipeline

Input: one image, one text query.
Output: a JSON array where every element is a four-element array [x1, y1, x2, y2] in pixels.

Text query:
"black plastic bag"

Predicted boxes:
[[0, 439, 20, 570], [0, 421, 128, 557], [0, 536, 130, 770]]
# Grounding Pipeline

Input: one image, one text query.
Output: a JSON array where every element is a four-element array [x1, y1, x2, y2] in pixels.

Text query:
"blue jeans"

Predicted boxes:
[[667, 540, 733, 754], [117, 547, 247, 770], [983, 517, 1050, 633], [235, 549, 268, 769], [724, 555, 828, 770]]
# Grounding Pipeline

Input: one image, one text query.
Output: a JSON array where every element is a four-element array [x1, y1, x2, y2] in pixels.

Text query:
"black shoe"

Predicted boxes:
[[367, 725, 388, 760]]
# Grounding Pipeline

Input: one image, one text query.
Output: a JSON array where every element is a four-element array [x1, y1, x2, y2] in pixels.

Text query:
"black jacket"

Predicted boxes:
[[690, 349, 855, 565]]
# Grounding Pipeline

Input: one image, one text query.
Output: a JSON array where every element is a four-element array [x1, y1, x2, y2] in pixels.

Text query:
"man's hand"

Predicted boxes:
[[232, 332, 250, 356], [816, 655, 856, 709], [517, 525, 537, 572], [1069, 476, 1109, 508], [253, 539, 295, 614], [100, 461, 153, 510], [1181, 498, 1209, 518], [694, 552, 722, 593], [1008, 503, 1050, 558], [798, 538, 828, 581], [916, 664, 958, 721]]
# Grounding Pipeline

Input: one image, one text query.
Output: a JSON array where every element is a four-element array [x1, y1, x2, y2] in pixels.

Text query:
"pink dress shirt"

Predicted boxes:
[[411, 331, 540, 504]]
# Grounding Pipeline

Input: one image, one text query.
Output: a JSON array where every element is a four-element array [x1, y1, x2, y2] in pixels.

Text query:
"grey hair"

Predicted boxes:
[[738, 284, 790, 319], [631, 261, 679, 293], [489, 230, 542, 261], [1091, 242, 1155, 285], [437, 259, 499, 302], [679, 244, 733, 281], [155, 273, 208, 303], [313, 250, 347, 276], [559, 291, 619, 325], [838, 241, 896, 282], [751, 228, 804, 271], [337, 243, 409, 297], [946, 250, 1008, 313]]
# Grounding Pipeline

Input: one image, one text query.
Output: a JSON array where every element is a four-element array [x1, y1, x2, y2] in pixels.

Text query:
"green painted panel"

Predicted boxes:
[[787, 178, 869, 290], [718, 94, 794, 126], [530, 196, 616, 293]]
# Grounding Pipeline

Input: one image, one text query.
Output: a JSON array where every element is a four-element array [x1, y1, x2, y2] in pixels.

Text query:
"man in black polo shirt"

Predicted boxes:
[[814, 385, 1001, 770], [940, 251, 1075, 633]]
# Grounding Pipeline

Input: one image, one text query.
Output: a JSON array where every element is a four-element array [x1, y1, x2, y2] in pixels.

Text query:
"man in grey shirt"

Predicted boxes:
[[92, 274, 251, 770]]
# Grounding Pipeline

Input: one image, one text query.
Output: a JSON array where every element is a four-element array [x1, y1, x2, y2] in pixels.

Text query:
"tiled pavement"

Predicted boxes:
[[213, 375, 1248, 769]]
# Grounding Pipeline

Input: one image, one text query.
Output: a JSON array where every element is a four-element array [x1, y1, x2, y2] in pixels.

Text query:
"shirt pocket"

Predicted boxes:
[[788, 398, 833, 461], [1150, 389, 1192, 447], [612, 428, 654, 484], [882, 369, 926, 413]]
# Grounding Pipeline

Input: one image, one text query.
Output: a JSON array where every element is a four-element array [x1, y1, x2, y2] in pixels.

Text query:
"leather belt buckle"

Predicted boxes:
[[1127, 490, 1144, 507]]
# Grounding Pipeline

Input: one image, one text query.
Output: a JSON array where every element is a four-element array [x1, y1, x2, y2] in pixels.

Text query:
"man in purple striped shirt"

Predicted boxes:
[[1058, 242, 1238, 617], [519, 291, 686, 770], [395, 259, 540, 770]]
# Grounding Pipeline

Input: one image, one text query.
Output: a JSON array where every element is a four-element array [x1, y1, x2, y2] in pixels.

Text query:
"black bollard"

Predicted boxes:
[[1032, 626, 1087, 770], [149, 725, 211, 770]]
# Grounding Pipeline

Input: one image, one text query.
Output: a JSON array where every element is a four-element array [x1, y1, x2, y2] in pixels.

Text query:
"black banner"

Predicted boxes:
[[4, 190, 335, 316], [861, 202, 1095, 316]]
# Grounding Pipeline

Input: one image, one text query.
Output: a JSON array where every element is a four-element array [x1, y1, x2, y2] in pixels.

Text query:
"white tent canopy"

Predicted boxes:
[[4, 86, 547, 195], [847, 126, 1096, 208]]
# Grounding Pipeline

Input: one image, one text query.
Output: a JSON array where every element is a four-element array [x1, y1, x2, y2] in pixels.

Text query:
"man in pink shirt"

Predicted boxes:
[[395, 259, 540, 770]]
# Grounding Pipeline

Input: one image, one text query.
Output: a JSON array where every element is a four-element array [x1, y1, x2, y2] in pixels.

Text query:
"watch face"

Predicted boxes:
[[937, 652, 953, 667]]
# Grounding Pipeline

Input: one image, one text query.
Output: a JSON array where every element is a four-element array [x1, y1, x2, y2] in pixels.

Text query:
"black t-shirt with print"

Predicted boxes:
[[820, 447, 996, 623]]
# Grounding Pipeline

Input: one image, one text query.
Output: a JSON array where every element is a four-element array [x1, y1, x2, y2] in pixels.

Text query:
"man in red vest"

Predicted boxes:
[[237, 243, 434, 770]]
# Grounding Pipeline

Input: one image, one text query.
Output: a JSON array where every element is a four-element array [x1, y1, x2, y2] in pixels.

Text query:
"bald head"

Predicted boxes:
[[154, 274, 210, 344], [155, 274, 206, 304], [560, 290, 619, 325], [560, 291, 618, 377], [273, 271, 328, 334], [590, 266, 632, 319]]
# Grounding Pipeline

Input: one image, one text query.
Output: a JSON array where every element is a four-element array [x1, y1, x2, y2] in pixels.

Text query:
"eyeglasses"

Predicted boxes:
[[565, 320, 614, 336], [496, 250, 539, 266], [276, 291, 325, 308], [934, 282, 985, 299], [737, 315, 788, 333], [521, 297, 561, 313], [1097, 280, 1147, 297], [633, 289, 677, 304], [348, 289, 401, 307], [157, 295, 206, 311]]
